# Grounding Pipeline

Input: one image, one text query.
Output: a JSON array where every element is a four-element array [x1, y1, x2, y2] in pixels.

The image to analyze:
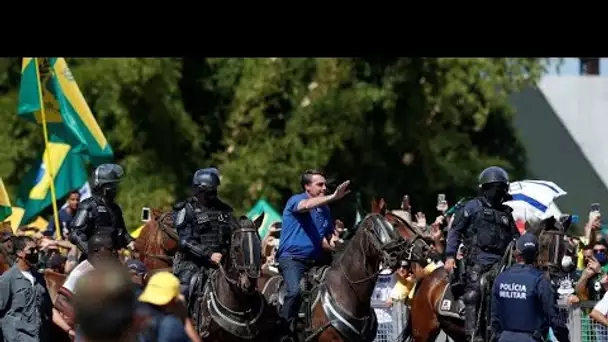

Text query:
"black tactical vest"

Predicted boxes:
[[468, 200, 513, 256], [190, 202, 232, 256], [89, 196, 122, 244]]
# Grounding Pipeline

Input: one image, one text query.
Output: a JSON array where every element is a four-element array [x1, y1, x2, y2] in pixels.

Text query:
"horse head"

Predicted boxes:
[[135, 208, 178, 271], [223, 213, 264, 295], [370, 198, 387, 215], [343, 212, 407, 275], [526, 215, 570, 273], [371, 198, 434, 269]]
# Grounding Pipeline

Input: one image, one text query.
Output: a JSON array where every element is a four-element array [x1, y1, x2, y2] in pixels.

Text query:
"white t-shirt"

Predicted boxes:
[[593, 291, 608, 316], [20, 270, 35, 286], [62, 260, 95, 294]]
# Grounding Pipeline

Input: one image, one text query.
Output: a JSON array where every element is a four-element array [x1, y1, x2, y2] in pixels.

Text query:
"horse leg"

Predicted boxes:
[[437, 316, 466, 342]]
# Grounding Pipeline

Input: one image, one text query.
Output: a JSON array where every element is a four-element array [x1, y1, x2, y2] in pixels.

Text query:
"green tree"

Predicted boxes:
[[0, 58, 549, 229]]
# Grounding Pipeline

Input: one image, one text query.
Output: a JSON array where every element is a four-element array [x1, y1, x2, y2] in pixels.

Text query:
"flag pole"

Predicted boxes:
[[34, 58, 61, 240]]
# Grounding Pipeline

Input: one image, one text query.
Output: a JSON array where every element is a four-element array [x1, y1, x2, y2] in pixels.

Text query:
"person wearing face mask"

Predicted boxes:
[[444, 166, 520, 342], [172, 168, 234, 322], [69, 164, 135, 258], [0, 236, 56, 341], [551, 253, 582, 307], [576, 241, 608, 302]]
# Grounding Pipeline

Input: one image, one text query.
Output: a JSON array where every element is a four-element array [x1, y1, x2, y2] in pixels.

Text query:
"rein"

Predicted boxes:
[[207, 225, 264, 320], [337, 216, 403, 285], [338, 236, 382, 285], [211, 267, 262, 317], [386, 211, 433, 265]]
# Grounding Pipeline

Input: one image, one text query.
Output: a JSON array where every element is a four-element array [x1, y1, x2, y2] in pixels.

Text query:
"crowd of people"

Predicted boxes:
[[4, 160, 608, 342], [0, 164, 201, 342]]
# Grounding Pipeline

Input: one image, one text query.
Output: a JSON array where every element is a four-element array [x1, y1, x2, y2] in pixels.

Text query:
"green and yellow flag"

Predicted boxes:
[[15, 142, 88, 225], [0, 178, 12, 221], [18, 58, 113, 164]]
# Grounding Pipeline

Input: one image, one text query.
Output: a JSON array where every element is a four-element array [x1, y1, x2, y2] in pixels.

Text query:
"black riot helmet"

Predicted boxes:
[[478, 166, 511, 204], [478, 166, 509, 188], [192, 168, 220, 201], [91, 164, 124, 201]]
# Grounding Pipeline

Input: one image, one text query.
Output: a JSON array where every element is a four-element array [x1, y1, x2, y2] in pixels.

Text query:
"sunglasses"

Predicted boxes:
[[594, 249, 607, 253]]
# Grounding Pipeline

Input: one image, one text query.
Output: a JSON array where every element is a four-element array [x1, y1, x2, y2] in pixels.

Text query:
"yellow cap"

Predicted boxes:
[[138, 271, 180, 306]]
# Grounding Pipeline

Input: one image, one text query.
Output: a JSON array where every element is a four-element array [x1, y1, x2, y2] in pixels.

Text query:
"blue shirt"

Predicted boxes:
[[45, 207, 74, 238], [277, 193, 334, 260]]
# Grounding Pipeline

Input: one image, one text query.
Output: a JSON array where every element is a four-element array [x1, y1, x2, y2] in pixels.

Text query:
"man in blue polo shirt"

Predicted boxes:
[[277, 169, 350, 332], [45, 190, 81, 239]]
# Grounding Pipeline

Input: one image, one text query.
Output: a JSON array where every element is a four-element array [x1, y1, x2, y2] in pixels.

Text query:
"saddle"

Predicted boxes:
[[275, 266, 329, 310]]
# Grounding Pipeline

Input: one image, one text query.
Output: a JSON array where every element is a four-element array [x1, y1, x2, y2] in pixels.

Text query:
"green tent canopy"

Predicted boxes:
[[246, 199, 282, 239]]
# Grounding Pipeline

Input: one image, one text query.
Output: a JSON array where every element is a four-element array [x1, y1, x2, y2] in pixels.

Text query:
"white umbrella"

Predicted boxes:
[[504, 180, 567, 231]]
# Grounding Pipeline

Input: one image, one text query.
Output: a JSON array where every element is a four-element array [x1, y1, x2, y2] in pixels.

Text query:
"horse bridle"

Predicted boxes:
[[221, 226, 262, 286], [385, 211, 433, 265], [338, 214, 407, 285], [538, 229, 567, 270], [145, 213, 179, 263]]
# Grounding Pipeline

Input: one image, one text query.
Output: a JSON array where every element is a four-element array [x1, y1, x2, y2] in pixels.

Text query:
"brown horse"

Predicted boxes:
[[398, 215, 572, 342], [40, 269, 71, 342], [195, 213, 289, 341], [261, 212, 408, 342], [134, 208, 179, 272], [370, 198, 436, 268]]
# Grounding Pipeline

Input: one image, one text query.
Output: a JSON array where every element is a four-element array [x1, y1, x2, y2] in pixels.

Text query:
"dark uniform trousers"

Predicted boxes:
[[463, 260, 496, 336]]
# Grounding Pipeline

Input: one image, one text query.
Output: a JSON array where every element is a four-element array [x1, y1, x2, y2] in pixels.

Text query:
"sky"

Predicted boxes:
[[546, 58, 608, 76]]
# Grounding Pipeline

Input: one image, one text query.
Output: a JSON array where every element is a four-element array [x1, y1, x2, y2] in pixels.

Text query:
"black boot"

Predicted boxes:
[[450, 260, 466, 298], [280, 319, 298, 342], [464, 303, 478, 340]]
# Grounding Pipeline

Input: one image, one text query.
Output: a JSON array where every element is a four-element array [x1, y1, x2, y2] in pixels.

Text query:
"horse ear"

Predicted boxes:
[[545, 216, 557, 231], [152, 208, 162, 220], [559, 214, 573, 233], [253, 212, 265, 230], [378, 198, 387, 213]]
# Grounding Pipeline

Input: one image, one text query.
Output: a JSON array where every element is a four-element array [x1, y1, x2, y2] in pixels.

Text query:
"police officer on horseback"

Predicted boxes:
[[173, 168, 233, 314], [69, 164, 134, 256], [444, 166, 520, 342], [491, 233, 570, 342]]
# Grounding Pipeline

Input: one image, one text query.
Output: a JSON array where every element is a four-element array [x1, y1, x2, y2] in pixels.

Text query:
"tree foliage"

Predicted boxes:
[[0, 58, 549, 228]]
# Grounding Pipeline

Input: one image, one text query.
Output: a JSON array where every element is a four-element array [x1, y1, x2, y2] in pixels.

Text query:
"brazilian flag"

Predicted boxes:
[[18, 58, 113, 164], [0, 178, 12, 221], [15, 142, 88, 225], [16, 57, 111, 225]]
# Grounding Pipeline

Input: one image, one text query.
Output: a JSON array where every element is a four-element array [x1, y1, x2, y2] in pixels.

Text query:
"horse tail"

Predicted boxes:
[[396, 311, 413, 342]]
